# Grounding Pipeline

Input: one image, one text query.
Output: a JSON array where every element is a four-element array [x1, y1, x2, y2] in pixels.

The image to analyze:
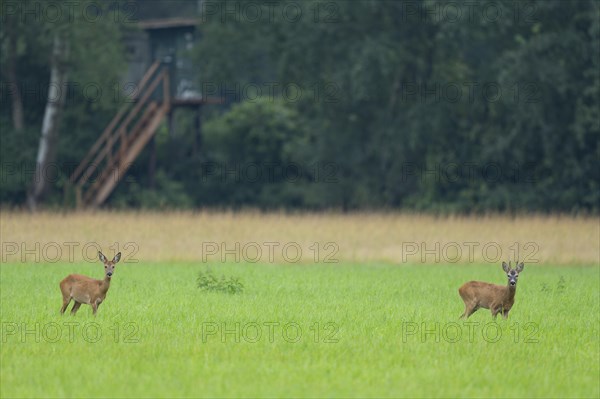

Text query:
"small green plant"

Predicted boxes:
[[197, 269, 244, 294], [556, 276, 566, 294], [540, 276, 567, 295], [540, 282, 551, 293]]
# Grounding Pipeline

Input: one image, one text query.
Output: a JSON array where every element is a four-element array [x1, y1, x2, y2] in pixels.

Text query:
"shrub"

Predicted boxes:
[[196, 269, 244, 294]]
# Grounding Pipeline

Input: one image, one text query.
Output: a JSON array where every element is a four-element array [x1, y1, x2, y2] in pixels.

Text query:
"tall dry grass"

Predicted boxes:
[[0, 211, 598, 265]]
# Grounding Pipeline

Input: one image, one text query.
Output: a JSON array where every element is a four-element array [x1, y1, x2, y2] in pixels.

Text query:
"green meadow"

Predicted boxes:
[[1, 261, 598, 398]]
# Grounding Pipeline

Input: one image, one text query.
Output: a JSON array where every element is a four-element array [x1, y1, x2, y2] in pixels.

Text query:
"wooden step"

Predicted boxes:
[[82, 103, 160, 205], [71, 61, 171, 209], [89, 103, 170, 207]]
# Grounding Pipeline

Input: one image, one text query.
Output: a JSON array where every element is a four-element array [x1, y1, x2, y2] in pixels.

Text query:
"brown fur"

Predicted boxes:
[[458, 261, 524, 319], [60, 251, 120, 316]]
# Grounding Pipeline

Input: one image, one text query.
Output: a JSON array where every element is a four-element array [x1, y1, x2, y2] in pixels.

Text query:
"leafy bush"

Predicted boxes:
[[111, 169, 193, 209], [198, 98, 316, 209], [196, 269, 244, 294]]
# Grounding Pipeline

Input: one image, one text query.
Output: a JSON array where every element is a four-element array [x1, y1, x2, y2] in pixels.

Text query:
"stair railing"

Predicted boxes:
[[69, 60, 170, 207]]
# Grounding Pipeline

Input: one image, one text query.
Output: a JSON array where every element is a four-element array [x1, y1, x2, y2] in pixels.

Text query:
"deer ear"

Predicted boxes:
[[502, 261, 510, 273], [113, 252, 121, 264], [516, 262, 524, 272], [98, 251, 107, 263]]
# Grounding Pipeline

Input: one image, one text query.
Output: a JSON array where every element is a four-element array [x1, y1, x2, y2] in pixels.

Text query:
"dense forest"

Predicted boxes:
[[1, 0, 598, 212]]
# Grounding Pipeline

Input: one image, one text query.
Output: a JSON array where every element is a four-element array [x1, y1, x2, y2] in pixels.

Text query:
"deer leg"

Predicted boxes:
[[460, 299, 472, 319], [491, 306, 502, 319], [466, 305, 479, 318], [461, 303, 478, 319], [60, 296, 72, 314], [502, 309, 510, 319], [91, 302, 98, 316], [70, 302, 82, 315]]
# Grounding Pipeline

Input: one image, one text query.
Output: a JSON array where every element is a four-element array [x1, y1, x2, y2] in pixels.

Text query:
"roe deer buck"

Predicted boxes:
[[60, 251, 121, 316], [458, 261, 524, 319]]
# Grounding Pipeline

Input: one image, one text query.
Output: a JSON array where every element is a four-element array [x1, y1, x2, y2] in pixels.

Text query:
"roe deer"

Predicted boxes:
[[60, 251, 121, 316], [458, 261, 524, 319]]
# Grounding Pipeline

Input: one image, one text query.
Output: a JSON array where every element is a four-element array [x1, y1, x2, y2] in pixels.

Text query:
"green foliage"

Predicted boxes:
[[196, 269, 244, 294], [193, 0, 599, 213], [0, 120, 41, 203], [1, 0, 598, 212], [196, 98, 314, 208], [110, 169, 193, 210], [540, 275, 567, 295], [0, 0, 128, 207]]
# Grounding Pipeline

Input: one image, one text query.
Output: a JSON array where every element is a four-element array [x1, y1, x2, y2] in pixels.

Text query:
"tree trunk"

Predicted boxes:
[[6, 12, 24, 131], [27, 34, 69, 211]]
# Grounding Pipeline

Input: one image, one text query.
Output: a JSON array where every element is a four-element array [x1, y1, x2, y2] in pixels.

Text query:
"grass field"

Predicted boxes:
[[1, 212, 599, 398]]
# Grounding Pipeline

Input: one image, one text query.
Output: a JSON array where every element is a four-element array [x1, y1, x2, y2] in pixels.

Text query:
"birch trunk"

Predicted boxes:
[[27, 34, 69, 210]]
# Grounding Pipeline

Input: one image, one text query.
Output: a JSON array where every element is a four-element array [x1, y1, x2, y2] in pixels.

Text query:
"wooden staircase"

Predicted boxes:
[[70, 61, 171, 208]]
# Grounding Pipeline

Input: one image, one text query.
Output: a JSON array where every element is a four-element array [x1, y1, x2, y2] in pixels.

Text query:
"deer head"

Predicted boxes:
[[502, 260, 524, 287], [98, 251, 121, 278]]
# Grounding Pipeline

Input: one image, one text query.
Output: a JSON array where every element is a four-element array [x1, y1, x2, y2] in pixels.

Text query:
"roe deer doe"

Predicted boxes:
[[458, 261, 524, 319], [60, 251, 121, 316]]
